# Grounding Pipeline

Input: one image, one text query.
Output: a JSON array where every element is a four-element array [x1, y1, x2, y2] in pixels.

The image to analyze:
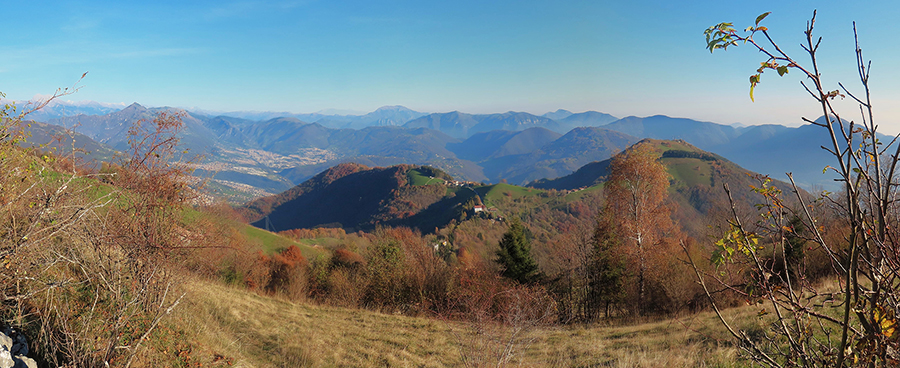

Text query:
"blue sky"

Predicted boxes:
[[3, 1, 899, 131]]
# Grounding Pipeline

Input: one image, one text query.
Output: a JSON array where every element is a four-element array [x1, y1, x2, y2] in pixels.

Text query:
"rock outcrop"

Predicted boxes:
[[0, 327, 36, 368]]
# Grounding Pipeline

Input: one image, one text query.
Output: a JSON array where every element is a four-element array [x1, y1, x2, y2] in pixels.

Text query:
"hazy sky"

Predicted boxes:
[[3, 1, 899, 131]]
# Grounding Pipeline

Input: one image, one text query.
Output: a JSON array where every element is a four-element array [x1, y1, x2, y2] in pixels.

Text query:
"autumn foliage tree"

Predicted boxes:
[[603, 142, 674, 314]]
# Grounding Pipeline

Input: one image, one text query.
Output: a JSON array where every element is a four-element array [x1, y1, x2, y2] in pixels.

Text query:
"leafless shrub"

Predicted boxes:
[[444, 266, 556, 367], [0, 92, 198, 366]]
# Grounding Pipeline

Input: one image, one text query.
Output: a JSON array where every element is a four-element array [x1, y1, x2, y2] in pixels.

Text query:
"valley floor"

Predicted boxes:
[[156, 278, 757, 367]]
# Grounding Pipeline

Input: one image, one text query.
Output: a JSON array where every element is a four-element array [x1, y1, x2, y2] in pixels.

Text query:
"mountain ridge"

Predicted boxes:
[[31, 101, 854, 201]]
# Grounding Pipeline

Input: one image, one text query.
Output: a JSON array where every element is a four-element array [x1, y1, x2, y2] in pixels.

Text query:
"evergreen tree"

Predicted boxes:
[[495, 220, 542, 283], [587, 215, 626, 319], [782, 215, 806, 283]]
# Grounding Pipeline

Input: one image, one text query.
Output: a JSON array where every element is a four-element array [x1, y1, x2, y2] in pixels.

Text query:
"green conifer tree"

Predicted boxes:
[[495, 220, 542, 283], [587, 215, 626, 319]]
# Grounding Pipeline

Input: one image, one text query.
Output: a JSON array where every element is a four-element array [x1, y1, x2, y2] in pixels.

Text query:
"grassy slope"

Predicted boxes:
[[664, 157, 713, 188], [240, 224, 323, 258], [293, 236, 347, 250], [169, 278, 757, 367], [477, 183, 545, 205], [562, 183, 604, 202], [530, 139, 726, 191], [180, 204, 322, 258], [407, 168, 447, 186], [656, 139, 716, 188]]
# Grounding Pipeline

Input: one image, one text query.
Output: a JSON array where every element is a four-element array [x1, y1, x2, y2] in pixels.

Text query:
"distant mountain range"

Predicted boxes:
[[472, 127, 638, 185], [186, 105, 428, 130], [21, 100, 859, 202], [402, 110, 621, 138], [541, 109, 574, 121], [8, 98, 127, 122]]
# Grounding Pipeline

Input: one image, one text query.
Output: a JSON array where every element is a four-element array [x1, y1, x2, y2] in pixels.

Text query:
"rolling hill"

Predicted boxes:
[[530, 138, 806, 237], [594, 114, 867, 190], [242, 163, 483, 233], [530, 139, 722, 191], [244, 139, 803, 242]]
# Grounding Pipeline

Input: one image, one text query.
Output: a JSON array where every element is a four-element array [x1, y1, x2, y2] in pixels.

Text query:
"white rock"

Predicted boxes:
[[13, 355, 36, 368], [0, 334, 10, 351], [0, 330, 34, 368], [0, 346, 14, 368]]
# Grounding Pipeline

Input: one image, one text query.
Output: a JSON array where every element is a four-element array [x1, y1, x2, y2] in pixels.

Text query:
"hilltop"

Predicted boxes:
[[243, 139, 798, 242], [242, 163, 491, 233], [531, 139, 805, 236]]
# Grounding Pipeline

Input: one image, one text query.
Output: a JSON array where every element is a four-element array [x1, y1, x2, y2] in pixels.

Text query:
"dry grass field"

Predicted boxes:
[[140, 278, 764, 367]]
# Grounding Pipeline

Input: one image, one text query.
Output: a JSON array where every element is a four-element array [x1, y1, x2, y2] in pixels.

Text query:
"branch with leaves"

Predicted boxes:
[[704, 10, 900, 367]]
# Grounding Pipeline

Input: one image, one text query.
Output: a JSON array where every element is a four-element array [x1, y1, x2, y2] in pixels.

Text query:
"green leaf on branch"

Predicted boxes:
[[712, 225, 760, 266], [704, 23, 737, 53], [777, 66, 789, 76], [755, 12, 771, 26], [749, 74, 760, 102]]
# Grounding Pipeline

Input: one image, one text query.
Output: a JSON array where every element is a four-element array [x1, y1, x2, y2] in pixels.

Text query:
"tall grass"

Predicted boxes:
[[157, 277, 757, 367]]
